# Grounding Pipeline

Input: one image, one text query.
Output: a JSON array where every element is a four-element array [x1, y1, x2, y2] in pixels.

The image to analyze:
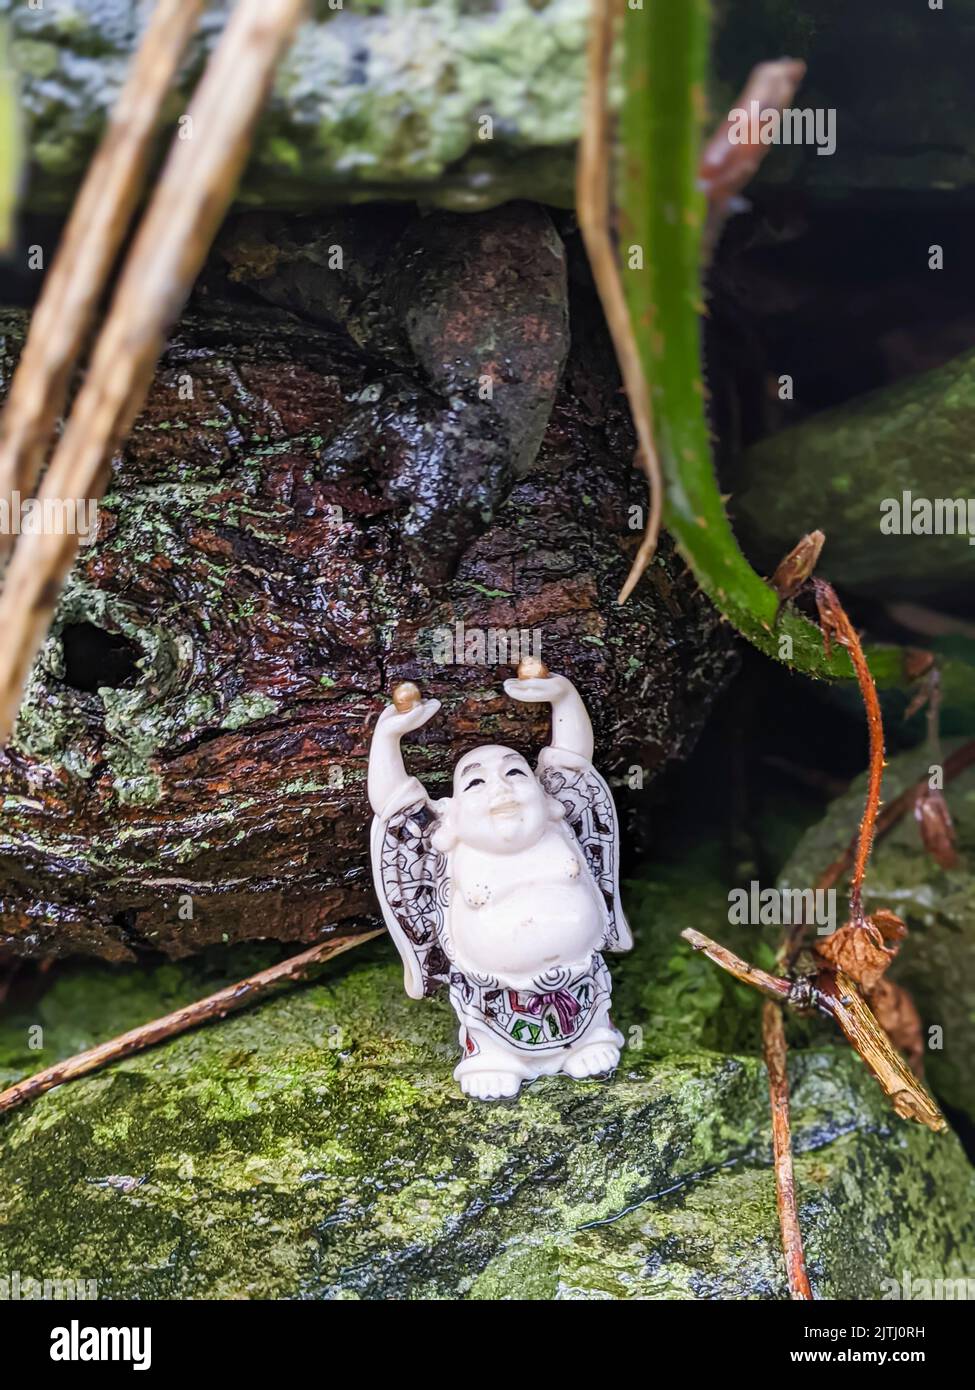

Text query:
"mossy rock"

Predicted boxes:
[[0, 253, 739, 961], [781, 740, 975, 1125], [6, 0, 588, 214], [733, 349, 975, 597], [7, 0, 975, 215], [1, 864, 972, 1299]]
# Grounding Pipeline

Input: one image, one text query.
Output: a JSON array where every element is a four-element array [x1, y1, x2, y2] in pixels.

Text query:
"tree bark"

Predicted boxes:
[[0, 205, 738, 962]]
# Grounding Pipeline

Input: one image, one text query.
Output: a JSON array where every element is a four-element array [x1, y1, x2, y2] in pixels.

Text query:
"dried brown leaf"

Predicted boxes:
[[815, 911, 906, 991], [699, 58, 807, 213], [914, 785, 959, 870], [868, 907, 908, 947], [903, 647, 936, 682], [769, 529, 825, 604]]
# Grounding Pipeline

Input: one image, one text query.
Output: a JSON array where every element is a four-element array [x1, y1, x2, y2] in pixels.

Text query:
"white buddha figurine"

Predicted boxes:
[[368, 662, 632, 1100]]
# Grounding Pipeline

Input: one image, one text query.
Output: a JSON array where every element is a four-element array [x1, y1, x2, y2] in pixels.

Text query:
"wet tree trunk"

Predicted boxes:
[[0, 204, 737, 962]]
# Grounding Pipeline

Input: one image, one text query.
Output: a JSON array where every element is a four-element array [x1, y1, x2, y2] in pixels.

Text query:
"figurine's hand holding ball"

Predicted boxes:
[[392, 681, 422, 713], [378, 684, 441, 736], [504, 659, 570, 706]]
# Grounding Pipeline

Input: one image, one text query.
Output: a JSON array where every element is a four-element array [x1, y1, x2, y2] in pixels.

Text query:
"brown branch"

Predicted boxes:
[[0, 0, 207, 555], [0, 0, 307, 745], [777, 593, 965, 972], [722, 566, 951, 1295], [576, 0, 663, 605], [760, 535, 821, 1301], [681, 931, 798, 1297], [0, 930, 382, 1118], [818, 740, 975, 893], [815, 970, 947, 1132], [681, 928, 792, 1001], [762, 1001, 812, 1300], [812, 579, 884, 927]]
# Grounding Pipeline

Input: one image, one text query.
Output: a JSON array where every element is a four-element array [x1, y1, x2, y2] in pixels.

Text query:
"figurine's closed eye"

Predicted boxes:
[[506, 767, 527, 778], [464, 777, 485, 791]]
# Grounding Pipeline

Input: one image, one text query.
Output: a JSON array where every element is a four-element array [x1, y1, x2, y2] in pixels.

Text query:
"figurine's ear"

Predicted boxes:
[[545, 793, 566, 822], [431, 799, 458, 853]]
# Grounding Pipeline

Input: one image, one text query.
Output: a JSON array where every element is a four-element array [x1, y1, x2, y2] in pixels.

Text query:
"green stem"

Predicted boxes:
[[616, 0, 904, 687]]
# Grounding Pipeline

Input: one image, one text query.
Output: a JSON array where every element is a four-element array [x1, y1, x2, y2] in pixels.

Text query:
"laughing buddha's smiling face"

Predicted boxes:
[[442, 745, 557, 854]]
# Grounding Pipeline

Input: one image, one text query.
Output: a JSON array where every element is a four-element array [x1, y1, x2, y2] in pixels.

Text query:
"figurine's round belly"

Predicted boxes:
[[450, 880, 604, 981]]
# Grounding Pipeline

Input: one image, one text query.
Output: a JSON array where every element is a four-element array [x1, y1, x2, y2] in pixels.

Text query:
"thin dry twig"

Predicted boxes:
[[0, 0, 307, 745], [762, 1000, 812, 1299], [810, 739, 975, 903], [576, 0, 663, 605], [759, 534, 831, 1301], [0, 0, 207, 555], [815, 969, 946, 1132], [812, 579, 885, 928], [682, 928, 791, 1001], [781, 577, 917, 970], [0, 930, 382, 1117]]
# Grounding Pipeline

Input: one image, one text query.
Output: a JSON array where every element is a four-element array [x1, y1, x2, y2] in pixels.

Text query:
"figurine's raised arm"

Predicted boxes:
[[367, 683, 441, 817], [503, 661, 593, 762]]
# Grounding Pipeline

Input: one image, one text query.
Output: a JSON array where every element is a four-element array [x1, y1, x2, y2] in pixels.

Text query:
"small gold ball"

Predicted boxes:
[[392, 681, 421, 712], [517, 656, 549, 680]]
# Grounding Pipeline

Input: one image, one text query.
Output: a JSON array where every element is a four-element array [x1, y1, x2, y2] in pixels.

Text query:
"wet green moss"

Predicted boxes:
[[7, 0, 589, 213], [1, 868, 971, 1299], [482, 1119, 973, 1301]]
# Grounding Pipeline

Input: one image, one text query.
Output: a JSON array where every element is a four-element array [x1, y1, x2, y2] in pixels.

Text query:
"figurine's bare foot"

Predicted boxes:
[[458, 1069, 523, 1101], [562, 1042, 621, 1080]]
